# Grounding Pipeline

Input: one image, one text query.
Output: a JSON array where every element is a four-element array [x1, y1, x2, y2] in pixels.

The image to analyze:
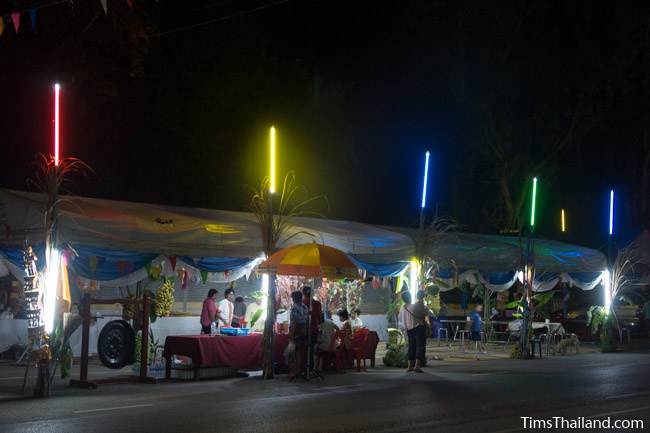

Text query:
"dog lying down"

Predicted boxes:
[[553, 333, 580, 355]]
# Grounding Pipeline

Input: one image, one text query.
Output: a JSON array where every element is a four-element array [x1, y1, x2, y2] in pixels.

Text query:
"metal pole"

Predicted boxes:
[[140, 294, 150, 380], [520, 228, 534, 358], [79, 293, 91, 384]]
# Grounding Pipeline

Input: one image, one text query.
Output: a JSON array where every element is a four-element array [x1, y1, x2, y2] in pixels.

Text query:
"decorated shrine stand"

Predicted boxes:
[[70, 293, 156, 388]]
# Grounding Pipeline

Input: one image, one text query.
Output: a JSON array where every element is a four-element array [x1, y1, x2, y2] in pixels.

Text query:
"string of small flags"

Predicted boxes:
[[0, 0, 133, 37]]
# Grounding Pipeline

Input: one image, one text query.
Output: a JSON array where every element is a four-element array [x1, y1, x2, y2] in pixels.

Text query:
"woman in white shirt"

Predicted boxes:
[[398, 290, 427, 373], [217, 288, 235, 327], [349, 308, 364, 331]]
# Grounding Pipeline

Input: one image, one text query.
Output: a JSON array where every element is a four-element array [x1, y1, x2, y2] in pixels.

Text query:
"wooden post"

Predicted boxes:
[[79, 293, 91, 383], [140, 294, 150, 381]]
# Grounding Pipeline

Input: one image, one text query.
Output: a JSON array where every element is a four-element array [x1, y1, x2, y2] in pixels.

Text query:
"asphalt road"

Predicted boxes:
[[1, 351, 649, 433]]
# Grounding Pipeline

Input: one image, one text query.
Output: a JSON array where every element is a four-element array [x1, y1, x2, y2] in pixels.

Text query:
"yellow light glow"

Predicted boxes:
[[561, 209, 566, 233], [205, 224, 240, 234], [269, 126, 276, 193]]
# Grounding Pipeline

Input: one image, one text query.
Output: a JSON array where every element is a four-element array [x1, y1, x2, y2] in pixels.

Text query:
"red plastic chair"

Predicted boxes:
[[315, 329, 344, 373], [350, 328, 369, 372]]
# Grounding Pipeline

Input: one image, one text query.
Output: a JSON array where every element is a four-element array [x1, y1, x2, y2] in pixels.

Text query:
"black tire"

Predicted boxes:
[[98, 320, 135, 369]]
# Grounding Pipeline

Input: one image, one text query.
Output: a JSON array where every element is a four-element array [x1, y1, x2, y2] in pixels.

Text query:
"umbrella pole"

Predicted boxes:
[[304, 277, 323, 381]]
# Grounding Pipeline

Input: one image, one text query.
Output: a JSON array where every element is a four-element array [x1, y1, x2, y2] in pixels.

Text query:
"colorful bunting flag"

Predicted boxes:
[[117, 260, 134, 275], [100, 0, 108, 14], [0, 17, 4, 37], [151, 265, 162, 280], [169, 255, 177, 271], [200, 270, 208, 285], [144, 261, 152, 277], [89, 256, 99, 274], [29, 9, 37, 31], [127, 0, 133, 8], [11, 13, 20, 34]]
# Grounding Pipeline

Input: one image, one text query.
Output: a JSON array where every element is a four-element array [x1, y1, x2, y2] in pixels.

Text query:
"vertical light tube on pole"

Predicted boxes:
[[54, 83, 60, 166], [269, 126, 276, 193], [409, 259, 419, 301], [530, 177, 538, 227], [603, 269, 612, 311], [261, 273, 269, 321], [561, 209, 566, 233], [43, 248, 60, 334], [421, 151, 430, 209], [609, 189, 614, 236]]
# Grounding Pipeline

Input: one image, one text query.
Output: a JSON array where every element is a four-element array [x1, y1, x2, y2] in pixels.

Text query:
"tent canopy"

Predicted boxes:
[[0, 189, 607, 289], [0, 189, 413, 262]]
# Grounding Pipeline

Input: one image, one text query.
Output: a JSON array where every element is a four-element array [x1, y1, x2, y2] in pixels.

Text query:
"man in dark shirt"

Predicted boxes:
[[302, 286, 322, 371]]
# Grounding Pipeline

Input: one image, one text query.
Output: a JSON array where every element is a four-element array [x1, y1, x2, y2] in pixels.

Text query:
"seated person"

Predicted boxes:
[[0, 306, 13, 320], [349, 308, 363, 331], [315, 315, 340, 370], [337, 309, 352, 350]]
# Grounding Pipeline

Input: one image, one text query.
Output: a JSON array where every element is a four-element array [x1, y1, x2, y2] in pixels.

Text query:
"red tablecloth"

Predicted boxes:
[[164, 333, 290, 371], [163, 331, 379, 377]]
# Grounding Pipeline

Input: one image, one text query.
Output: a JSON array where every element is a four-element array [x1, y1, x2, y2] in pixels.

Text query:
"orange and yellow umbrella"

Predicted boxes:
[[258, 243, 359, 279]]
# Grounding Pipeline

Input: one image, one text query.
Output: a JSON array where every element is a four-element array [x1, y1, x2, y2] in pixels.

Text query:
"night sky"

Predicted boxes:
[[0, 0, 648, 250]]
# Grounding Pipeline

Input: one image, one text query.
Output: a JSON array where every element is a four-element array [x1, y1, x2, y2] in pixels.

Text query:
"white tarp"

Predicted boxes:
[[0, 189, 607, 291], [0, 189, 414, 263]]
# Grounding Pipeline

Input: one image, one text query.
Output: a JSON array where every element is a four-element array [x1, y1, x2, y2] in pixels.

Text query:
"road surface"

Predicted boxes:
[[1, 351, 649, 433]]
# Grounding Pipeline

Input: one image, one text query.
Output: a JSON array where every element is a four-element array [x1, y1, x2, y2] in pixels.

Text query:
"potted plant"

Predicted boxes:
[[586, 306, 618, 353]]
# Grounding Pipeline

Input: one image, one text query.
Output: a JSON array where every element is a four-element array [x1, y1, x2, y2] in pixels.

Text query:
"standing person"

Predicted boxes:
[[245, 291, 264, 332], [642, 299, 650, 338], [398, 290, 427, 373], [469, 304, 487, 353], [302, 286, 322, 370], [200, 289, 220, 334], [218, 288, 235, 327], [350, 308, 364, 331], [231, 296, 247, 328], [289, 291, 308, 379]]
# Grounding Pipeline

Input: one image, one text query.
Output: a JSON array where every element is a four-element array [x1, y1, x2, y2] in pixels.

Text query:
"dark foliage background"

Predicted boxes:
[[1, 0, 648, 250]]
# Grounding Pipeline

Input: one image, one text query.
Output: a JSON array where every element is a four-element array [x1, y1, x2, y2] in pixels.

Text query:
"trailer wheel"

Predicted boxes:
[[97, 320, 135, 369]]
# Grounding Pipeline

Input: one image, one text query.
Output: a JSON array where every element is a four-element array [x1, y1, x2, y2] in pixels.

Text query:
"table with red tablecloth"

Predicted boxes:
[[163, 331, 379, 379], [163, 333, 289, 379]]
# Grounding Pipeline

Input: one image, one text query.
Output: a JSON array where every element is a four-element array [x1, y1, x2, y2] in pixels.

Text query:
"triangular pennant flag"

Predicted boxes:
[[169, 256, 177, 271], [127, 0, 133, 8], [151, 265, 161, 280], [0, 17, 4, 37], [144, 261, 152, 278], [200, 270, 208, 284], [29, 9, 37, 31], [100, 0, 108, 14], [89, 256, 99, 274], [117, 260, 134, 275], [11, 13, 20, 34]]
